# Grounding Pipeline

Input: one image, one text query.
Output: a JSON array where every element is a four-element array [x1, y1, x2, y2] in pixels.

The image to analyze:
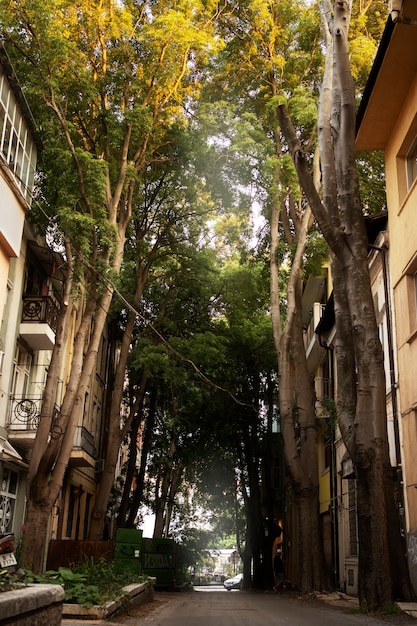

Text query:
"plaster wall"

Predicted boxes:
[[0, 169, 26, 332], [383, 69, 417, 536], [0, 241, 26, 431]]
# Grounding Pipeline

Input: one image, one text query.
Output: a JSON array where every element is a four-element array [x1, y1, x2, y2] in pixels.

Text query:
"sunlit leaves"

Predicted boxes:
[[0, 0, 227, 296], [288, 86, 317, 132], [349, 0, 387, 91], [349, 34, 377, 85]]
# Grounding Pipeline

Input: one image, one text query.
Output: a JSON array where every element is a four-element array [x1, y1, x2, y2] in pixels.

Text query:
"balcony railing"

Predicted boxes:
[[314, 377, 333, 399], [73, 426, 96, 458], [304, 303, 326, 350], [21, 295, 59, 332], [7, 396, 62, 449], [69, 426, 97, 468], [8, 396, 42, 431]]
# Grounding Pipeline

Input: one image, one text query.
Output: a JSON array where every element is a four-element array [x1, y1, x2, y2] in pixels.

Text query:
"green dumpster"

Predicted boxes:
[[140, 538, 176, 587], [114, 528, 142, 574]]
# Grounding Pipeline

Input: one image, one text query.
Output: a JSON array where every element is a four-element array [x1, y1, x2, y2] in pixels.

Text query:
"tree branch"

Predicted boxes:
[[276, 103, 345, 258]]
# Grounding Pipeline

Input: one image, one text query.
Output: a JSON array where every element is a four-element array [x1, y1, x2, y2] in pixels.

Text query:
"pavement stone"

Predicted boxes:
[[60, 590, 417, 624], [397, 602, 417, 619], [315, 592, 417, 620]]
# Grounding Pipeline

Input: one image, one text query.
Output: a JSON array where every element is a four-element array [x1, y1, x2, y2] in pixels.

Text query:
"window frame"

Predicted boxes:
[[406, 136, 417, 190], [0, 68, 37, 202], [0, 467, 19, 534]]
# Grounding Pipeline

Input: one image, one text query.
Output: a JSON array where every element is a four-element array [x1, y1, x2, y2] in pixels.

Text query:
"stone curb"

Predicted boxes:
[[62, 579, 155, 620], [0, 583, 65, 624]]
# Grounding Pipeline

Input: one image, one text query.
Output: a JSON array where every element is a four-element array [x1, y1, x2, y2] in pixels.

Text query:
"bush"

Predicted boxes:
[[24, 558, 146, 608]]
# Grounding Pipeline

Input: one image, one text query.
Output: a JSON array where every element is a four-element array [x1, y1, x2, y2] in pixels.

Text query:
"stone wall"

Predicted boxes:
[[0, 584, 64, 626]]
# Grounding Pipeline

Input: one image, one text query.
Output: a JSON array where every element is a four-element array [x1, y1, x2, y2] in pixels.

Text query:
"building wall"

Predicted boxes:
[[383, 70, 417, 546], [0, 46, 120, 561], [0, 240, 30, 538], [0, 165, 26, 335], [376, 62, 417, 589]]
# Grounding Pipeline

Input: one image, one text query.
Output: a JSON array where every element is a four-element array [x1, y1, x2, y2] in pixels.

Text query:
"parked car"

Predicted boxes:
[[223, 573, 243, 591]]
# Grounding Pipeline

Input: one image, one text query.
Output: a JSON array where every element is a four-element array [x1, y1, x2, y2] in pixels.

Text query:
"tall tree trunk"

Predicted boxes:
[[26, 242, 74, 487], [163, 464, 184, 537], [269, 157, 326, 593], [291, 280, 328, 592], [117, 414, 142, 529], [277, 0, 414, 608], [125, 383, 157, 528], [153, 440, 176, 538], [21, 223, 128, 572], [242, 426, 264, 589], [88, 310, 147, 540]]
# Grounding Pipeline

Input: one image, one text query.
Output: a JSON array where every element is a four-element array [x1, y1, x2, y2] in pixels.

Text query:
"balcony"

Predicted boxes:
[[19, 295, 59, 351], [7, 396, 41, 448], [7, 396, 61, 449], [8, 399, 97, 465], [314, 376, 333, 399], [303, 303, 327, 375], [69, 426, 96, 468]]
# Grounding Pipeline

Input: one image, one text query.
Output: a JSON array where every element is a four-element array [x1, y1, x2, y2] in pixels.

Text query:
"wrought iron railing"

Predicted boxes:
[[21, 295, 59, 332], [8, 396, 41, 430], [8, 398, 95, 452], [8, 396, 61, 436]]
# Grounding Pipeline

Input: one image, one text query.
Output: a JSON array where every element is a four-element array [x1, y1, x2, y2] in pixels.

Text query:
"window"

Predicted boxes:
[[322, 432, 332, 472], [406, 137, 417, 190], [66, 484, 92, 540], [401, 252, 417, 340], [414, 272, 417, 322], [348, 479, 358, 557], [0, 67, 37, 202], [0, 468, 18, 534], [12, 344, 32, 399]]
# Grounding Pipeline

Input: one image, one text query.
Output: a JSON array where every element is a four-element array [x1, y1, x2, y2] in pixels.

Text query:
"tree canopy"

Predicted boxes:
[[0, 0, 399, 605]]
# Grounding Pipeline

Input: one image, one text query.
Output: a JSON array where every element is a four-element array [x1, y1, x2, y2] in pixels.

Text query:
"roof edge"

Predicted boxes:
[[355, 16, 395, 137]]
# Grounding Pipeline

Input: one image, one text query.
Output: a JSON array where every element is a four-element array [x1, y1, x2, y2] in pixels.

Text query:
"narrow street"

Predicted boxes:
[[63, 586, 417, 626]]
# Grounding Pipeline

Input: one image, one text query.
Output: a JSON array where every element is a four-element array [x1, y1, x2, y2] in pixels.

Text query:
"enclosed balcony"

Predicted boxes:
[[69, 426, 96, 468], [19, 295, 59, 351]]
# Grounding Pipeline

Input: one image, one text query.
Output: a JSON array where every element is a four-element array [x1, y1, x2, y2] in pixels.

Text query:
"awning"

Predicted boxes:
[[0, 437, 29, 469]]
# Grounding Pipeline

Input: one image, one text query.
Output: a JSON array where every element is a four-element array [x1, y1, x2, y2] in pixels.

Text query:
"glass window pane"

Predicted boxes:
[[414, 272, 417, 321], [406, 138, 417, 189], [8, 470, 18, 495], [2, 117, 11, 160], [0, 106, 5, 149], [10, 130, 18, 169], [1, 77, 9, 107]]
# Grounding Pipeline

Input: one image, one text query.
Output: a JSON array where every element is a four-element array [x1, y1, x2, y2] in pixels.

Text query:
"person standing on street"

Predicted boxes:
[[272, 524, 284, 592]]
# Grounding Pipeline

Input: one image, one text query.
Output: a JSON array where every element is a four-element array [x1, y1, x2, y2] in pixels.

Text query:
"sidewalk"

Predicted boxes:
[[315, 591, 417, 619], [395, 602, 417, 619], [60, 590, 417, 624]]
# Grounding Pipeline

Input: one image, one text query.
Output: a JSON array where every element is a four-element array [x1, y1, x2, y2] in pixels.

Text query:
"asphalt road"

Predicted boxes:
[[81, 586, 415, 626]]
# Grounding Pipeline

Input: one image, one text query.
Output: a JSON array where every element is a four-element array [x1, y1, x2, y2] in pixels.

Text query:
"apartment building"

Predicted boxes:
[[0, 45, 118, 563], [0, 44, 40, 539]]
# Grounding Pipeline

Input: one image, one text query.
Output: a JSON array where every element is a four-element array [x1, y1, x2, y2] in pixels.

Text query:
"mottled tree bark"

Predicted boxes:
[[276, 0, 414, 609]]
